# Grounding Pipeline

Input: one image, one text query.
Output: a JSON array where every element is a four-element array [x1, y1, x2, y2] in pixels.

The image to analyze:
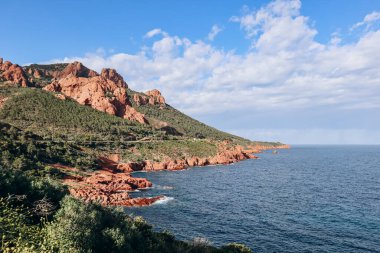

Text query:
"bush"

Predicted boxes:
[[0, 197, 45, 253], [221, 243, 253, 253], [43, 196, 184, 253]]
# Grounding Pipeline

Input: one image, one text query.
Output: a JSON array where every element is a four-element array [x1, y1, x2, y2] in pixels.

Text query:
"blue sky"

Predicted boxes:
[[1, 0, 380, 144]]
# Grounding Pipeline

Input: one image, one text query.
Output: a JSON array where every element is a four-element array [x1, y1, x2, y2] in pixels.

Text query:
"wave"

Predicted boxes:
[[153, 196, 174, 205]]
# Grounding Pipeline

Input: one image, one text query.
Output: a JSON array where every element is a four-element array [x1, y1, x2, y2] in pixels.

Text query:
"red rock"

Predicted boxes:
[[152, 162, 168, 171], [186, 157, 199, 166], [116, 162, 145, 172], [0, 58, 30, 87], [133, 93, 149, 106], [166, 160, 186, 170], [43, 65, 148, 124], [65, 166, 154, 206], [100, 68, 126, 87], [124, 106, 148, 124], [118, 196, 164, 207], [145, 89, 166, 105], [27, 67, 43, 78], [58, 61, 98, 78]]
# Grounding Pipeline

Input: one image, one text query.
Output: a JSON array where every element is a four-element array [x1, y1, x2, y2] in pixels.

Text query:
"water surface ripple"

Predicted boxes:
[[127, 146, 380, 253]]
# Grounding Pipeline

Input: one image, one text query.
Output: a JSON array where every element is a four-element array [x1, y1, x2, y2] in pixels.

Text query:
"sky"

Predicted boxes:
[[1, 0, 380, 144]]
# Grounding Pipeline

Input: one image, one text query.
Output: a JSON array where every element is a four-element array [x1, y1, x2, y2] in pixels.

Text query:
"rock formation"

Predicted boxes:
[[133, 93, 149, 106], [62, 158, 163, 207], [27, 67, 43, 78], [43, 63, 148, 124], [57, 61, 98, 79], [132, 89, 166, 106], [25, 63, 69, 80], [145, 89, 166, 105], [0, 58, 30, 87]]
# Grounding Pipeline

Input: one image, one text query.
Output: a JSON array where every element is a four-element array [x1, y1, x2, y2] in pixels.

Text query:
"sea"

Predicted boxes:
[[126, 145, 380, 253]]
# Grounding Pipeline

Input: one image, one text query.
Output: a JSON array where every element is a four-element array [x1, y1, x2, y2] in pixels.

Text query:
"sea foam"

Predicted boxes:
[[153, 196, 174, 205]]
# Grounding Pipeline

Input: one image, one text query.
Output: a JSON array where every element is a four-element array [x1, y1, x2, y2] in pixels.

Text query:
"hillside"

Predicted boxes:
[[0, 121, 253, 253], [24, 62, 253, 143]]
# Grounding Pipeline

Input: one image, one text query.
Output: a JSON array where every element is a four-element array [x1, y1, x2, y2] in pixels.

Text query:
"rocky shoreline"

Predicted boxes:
[[62, 143, 290, 207]]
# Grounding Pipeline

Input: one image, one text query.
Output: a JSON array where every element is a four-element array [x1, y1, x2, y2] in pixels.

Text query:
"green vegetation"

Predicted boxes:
[[0, 87, 161, 143], [122, 139, 218, 162], [128, 89, 251, 144], [0, 118, 253, 252], [0, 86, 225, 162], [0, 195, 252, 253]]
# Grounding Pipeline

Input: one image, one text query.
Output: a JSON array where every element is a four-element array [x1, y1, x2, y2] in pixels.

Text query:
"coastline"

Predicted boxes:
[[62, 143, 290, 207]]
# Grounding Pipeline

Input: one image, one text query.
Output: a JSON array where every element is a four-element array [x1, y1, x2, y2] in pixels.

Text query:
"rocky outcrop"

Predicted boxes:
[[114, 142, 260, 173], [114, 143, 291, 174], [25, 63, 69, 80], [100, 68, 126, 87], [43, 65, 148, 124], [145, 89, 166, 105], [63, 164, 160, 206], [62, 143, 289, 207], [124, 106, 148, 124], [0, 58, 30, 87], [57, 61, 98, 79], [133, 89, 166, 107], [133, 93, 149, 106], [27, 67, 43, 79]]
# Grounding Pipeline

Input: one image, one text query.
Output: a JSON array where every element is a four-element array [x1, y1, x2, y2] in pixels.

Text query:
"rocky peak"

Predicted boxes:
[[58, 61, 98, 78], [43, 62, 147, 124], [0, 58, 30, 87], [101, 68, 127, 88]]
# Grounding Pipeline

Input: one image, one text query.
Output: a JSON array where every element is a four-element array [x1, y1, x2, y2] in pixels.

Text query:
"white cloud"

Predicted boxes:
[[351, 11, 380, 31], [207, 25, 223, 41], [45, 0, 380, 144], [144, 28, 168, 38]]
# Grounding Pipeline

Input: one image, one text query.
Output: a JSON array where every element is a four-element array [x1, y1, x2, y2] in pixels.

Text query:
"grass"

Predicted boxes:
[[0, 86, 162, 143], [127, 89, 252, 145], [121, 139, 218, 162], [26, 63, 69, 72]]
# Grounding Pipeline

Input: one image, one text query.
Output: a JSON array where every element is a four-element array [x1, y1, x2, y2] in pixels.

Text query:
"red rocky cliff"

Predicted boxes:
[[0, 58, 30, 87], [43, 62, 148, 124]]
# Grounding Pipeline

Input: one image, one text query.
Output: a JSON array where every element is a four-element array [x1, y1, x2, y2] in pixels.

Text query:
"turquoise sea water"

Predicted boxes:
[[126, 146, 380, 252]]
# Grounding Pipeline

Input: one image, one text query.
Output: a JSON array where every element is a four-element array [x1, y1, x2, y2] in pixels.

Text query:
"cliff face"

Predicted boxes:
[[0, 58, 30, 87], [43, 63, 148, 124]]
